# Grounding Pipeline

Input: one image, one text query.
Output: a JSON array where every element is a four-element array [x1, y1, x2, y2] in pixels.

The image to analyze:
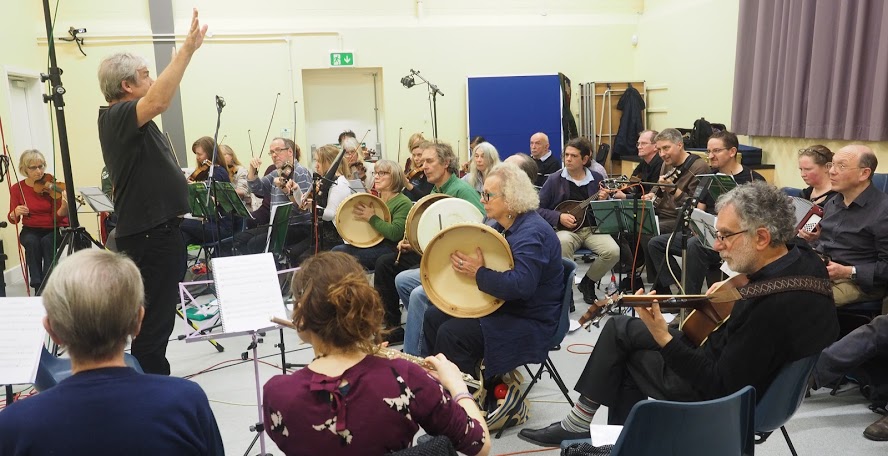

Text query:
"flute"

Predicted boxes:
[[270, 317, 480, 389]]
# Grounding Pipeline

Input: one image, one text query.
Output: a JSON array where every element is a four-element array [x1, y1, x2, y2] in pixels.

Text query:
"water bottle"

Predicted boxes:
[[605, 274, 618, 296]]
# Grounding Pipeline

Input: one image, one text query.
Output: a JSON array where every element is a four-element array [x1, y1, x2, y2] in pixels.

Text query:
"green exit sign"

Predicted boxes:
[[330, 52, 355, 67]]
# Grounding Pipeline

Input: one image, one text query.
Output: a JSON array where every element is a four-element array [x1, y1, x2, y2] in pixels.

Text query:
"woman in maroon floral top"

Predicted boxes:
[[263, 252, 490, 455]]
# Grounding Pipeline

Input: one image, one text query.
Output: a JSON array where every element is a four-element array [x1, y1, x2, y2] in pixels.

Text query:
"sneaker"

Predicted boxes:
[[384, 327, 405, 345]]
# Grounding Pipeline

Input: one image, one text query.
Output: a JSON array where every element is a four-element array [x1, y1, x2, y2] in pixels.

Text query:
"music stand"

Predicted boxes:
[[181, 253, 292, 456], [590, 199, 658, 316], [265, 203, 293, 257], [77, 187, 114, 213], [696, 174, 737, 201], [211, 182, 253, 257]]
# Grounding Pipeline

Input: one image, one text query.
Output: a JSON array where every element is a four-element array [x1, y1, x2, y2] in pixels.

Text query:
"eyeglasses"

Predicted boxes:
[[373, 171, 391, 177], [714, 229, 748, 243], [27, 164, 46, 171], [480, 191, 501, 202], [707, 147, 729, 154], [636, 141, 652, 147], [826, 162, 863, 172], [268, 147, 290, 156]]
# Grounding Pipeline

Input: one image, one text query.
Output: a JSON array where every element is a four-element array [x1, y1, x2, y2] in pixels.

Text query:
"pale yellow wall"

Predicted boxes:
[[2, 0, 884, 274], [635, 0, 740, 137], [0, 1, 643, 272]]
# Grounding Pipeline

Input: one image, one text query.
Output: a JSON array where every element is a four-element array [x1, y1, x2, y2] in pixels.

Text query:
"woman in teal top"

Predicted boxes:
[[333, 159, 411, 269]]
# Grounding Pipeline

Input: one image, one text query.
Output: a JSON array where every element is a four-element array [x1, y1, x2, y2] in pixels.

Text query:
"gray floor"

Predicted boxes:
[[6, 260, 886, 455]]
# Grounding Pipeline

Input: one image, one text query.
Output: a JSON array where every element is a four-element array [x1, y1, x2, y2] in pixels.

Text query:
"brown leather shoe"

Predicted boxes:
[[863, 414, 888, 441]]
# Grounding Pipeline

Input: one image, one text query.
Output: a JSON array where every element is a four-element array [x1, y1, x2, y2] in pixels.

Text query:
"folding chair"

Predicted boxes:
[[495, 258, 577, 438]]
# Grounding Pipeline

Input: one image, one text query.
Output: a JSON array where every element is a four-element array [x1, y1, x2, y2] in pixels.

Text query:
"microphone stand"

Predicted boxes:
[[205, 96, 225, 257], [37, 0, 105, 299], [407, 69, 443, 139], [675, 176, 712, 328]]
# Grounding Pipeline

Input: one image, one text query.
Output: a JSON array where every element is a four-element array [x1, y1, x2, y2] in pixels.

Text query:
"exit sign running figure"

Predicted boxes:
[[330, 52, 355, 67]]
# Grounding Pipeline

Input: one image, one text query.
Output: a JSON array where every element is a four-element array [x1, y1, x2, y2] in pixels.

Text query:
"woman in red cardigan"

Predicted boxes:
[[8, 149, 69, 290]]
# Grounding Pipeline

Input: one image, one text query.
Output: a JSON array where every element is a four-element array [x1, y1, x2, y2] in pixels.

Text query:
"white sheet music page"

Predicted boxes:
[[0, 298, 46, 385], [211, 253, 288, 334]]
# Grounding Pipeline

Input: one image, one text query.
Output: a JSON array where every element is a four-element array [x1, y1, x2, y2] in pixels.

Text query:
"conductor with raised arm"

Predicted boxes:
[[96, 9, 207, 375]]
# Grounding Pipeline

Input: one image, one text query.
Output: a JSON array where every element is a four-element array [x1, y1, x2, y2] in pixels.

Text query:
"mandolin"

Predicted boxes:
[[555, 178, 631, 231], [650, 166, 683, 208]]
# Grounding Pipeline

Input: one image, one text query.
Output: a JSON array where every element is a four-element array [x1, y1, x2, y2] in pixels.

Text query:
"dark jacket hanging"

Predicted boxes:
[[613, 86, 645, 159]]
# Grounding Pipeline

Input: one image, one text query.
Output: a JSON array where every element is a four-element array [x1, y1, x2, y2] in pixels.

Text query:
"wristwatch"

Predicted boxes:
[[850, 266, 857, 280]]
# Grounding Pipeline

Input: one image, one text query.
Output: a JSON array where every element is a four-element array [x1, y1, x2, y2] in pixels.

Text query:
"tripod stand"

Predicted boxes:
[[37, 0, 103, 298]]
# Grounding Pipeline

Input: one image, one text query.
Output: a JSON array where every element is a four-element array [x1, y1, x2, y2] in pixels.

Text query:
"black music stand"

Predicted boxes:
[[211, 182, 252, 256], [590, 199, 658, 320]]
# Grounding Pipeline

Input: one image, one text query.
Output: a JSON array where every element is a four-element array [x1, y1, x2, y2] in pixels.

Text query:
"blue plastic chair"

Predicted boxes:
[[495, 258, 577, 438], [35, 347, 145, 392], [565, 385, 757, 455], [754, 353, 819, 456], [561, 386, 756, 455]]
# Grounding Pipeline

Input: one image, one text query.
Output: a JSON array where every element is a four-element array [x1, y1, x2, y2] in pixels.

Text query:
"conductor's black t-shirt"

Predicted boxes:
[[98, 100, 189, 237]]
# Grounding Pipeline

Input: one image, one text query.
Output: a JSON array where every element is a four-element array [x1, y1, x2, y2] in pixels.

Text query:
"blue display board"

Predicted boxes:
[[467, 74, 563, 162]]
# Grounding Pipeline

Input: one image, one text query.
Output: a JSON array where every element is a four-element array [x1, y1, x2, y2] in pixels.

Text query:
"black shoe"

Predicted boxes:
[[384, 327, 404, 345], [518, 422, 589, 447], [577, 276, 598, 305]]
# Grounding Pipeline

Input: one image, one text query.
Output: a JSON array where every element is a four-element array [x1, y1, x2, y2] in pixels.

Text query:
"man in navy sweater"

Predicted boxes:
[[0, 249, 223, 455]]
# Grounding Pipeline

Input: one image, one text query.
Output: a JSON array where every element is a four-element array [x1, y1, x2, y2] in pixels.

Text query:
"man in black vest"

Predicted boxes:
[[530, 132, 561, 187]]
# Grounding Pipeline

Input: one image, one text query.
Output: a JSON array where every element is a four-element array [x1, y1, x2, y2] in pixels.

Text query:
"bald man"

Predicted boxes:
[[530, 132, 561, 186], [798, 145, 888, 306]]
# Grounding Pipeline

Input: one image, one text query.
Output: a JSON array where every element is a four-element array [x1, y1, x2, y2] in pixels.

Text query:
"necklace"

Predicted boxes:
[[312, 353, 327, 361]]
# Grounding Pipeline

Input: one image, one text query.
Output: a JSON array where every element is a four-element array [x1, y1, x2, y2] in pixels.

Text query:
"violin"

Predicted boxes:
[[406, 166, 424, 181], [189, 159, 211, 181], [33, 173, 66, 199]]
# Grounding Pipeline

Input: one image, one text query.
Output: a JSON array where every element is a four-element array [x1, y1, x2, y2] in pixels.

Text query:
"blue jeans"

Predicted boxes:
[[395, 268, 428, 356], [331, 241, 396, 270]]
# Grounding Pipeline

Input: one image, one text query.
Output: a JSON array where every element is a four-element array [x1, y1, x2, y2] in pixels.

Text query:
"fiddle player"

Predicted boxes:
[[403, 132, 434, 201], [180, 136, 233, 248], [342, 136, 374, 191], [7, 149, 70, 291], [233, 137, 311, 256], [798, 145, 888, 306], [377, 141, 484, 345], [537, 137, 619, 305], [519, 182, 838, 446], [96, 8, 206, 374]]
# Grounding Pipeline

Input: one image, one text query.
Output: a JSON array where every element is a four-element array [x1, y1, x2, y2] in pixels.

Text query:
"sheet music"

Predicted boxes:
[[77, 186, 115, 212], [211, 253, 288, 334], [589, 424, 624, 446], [0, 298, 46, 385], [690, 208, 718, 250]]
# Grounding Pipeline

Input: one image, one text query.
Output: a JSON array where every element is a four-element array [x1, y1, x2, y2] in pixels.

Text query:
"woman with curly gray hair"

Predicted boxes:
[[418, 162, 565, 388]]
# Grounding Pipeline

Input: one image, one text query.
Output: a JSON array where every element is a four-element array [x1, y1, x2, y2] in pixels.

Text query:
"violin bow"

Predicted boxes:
[[259, 92, 281, 157]]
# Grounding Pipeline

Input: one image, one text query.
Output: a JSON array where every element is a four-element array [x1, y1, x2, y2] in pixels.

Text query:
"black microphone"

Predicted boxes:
[[215, 95, 226, 112]]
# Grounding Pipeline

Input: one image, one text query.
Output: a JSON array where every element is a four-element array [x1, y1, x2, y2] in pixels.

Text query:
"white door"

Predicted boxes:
[[302, 68, 384, 161], [5, 69, 53, 174]]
